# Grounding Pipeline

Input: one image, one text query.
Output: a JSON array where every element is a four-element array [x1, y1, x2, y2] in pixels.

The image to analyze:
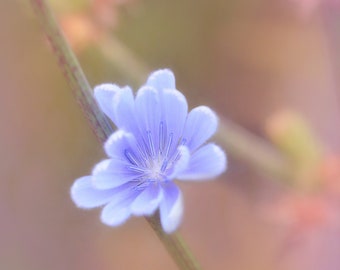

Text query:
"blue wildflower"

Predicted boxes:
[[71, 69, 226, 233]]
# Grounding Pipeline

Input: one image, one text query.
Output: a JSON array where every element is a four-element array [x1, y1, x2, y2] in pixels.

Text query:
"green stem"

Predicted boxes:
[[30, 0, 112, 142], [30, 1, 201, 270], [146, 213, 202, 270]]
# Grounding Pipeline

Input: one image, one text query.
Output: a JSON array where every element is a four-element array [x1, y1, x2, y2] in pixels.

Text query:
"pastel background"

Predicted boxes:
[[2, 0, 340, 269]]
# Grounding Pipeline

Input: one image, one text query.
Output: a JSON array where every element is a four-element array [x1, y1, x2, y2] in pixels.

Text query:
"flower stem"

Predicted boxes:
[[146, 213, 202, 270], [30, 0, 112, 142], [30, 0, 202, 269]]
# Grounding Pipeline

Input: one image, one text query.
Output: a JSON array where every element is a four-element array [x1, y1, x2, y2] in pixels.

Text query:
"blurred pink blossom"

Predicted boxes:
[[289, 0, 340, 16]]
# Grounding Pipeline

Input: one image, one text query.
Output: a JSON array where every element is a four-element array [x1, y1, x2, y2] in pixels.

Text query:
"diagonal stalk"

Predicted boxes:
[[29, 1, 202, 270]]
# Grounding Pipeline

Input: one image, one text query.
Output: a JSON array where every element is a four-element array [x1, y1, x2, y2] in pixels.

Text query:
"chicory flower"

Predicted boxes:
[[71, 69, 226, 233]]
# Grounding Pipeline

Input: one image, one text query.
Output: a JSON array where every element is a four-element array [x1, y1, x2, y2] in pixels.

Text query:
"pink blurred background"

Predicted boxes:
[[2, 0, 340, 269]]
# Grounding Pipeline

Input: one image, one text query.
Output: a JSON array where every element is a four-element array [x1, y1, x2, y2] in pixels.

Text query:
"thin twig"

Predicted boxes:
[[30, 1, 202, 270]]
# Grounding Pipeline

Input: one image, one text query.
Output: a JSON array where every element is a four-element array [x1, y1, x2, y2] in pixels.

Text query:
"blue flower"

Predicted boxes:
[[71, 69, 226, 233]]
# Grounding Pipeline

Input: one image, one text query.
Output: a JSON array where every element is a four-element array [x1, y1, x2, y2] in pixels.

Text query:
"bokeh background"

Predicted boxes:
[[2, 0, 340, 269]]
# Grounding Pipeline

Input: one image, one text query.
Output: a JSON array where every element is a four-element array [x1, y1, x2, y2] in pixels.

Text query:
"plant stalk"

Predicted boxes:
[[30, 1, 202, 269]]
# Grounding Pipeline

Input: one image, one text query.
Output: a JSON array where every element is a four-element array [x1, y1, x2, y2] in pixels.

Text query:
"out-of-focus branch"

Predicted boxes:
[[98, 35, 150, 85], [217, 118, 294, 181]]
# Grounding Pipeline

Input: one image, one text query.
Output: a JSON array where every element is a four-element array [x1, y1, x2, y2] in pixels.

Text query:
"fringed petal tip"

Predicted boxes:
[[70, 176, 114, 209], [177, 143, 227, 181], [183, 106, 219, 151], [93, 84, 120, 121], [91, 159, 135, 190], [146, 69, 176, 91], [160, 182, 184, 234]]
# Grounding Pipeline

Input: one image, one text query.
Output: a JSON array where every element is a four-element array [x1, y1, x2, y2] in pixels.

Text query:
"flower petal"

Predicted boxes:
[[159, 182, 183, 233], [161, 89, 188, 156], [111, 86, 137, 132], [92, 159, 139, 190], [100, 183, 140, 226], [134, 86, 162, 157], [94, 84, 120, 122], [146, 69, 176, 91], [182, 106, 218, 151], [177, 143, 226, 181], [104, 130, 139, 160], [131, 183, 163, 216], [70, 176, 115, 208], [168, 146, 190, 179]]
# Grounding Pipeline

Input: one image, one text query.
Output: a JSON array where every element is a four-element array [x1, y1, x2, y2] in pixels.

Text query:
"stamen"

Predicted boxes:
[[124, 149, 139, 165], [159, 121, 164, 155], [166, 146, 184, 171], [134, 181, 148, 190], [134, 178, 156, 190], [147, 130, 156, 157], [172, 150, 181, 163], [161, 159, 168, 172], [136, 143, 148, 167], [165, 138, 187, 165], [127, 165, 146, 174], [164, 132, 173, 158]]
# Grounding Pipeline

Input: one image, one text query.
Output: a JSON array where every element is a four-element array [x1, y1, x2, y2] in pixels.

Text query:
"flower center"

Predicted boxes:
[[148, 160, 164, 180], [124, 121, 181, 183]]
